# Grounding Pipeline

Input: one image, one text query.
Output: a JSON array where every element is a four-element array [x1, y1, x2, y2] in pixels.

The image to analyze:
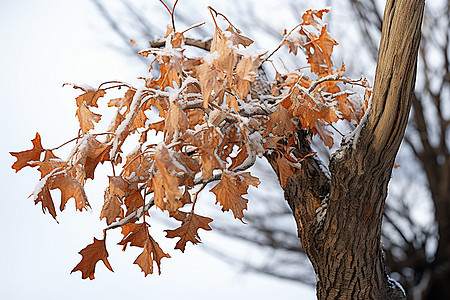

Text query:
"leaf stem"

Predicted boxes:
[[264, 24, 302, 62]]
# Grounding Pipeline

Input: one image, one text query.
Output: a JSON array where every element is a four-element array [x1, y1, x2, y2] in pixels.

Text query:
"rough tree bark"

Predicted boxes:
[[267, 0, 425, 298]]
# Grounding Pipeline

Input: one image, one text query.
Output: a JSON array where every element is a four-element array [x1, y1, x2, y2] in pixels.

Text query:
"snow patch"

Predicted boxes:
[[315, 197, 328, 225], [110, 87, 144, 158], [387, 274, 406, 297]]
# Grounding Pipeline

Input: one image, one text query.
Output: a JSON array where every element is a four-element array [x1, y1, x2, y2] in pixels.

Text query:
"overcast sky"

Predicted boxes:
[[0, 1, 316, 299]]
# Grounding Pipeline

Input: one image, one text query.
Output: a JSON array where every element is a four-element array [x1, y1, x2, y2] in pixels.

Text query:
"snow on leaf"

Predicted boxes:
[[301, 8, 330, 29], [211, 27, 238, 78], [225, 25, 254, 47], [75, 89, 105, 108], [30, 150, 90, 216], [73, 135, 111, 182], [315, 120, 335, 149], [71, 237, 113, 280]]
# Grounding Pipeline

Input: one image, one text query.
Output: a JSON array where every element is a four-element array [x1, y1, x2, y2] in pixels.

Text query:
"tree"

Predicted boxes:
[[92, 0, 449, 298], [348, 1, 450, 298], [10, 0, 425, 298]]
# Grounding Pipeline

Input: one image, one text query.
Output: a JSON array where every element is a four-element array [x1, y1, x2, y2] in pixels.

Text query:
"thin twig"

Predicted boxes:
[[329, 124, 344, 136], [158, 0, 172, 15], [191, 182, 207, 213], [208, 6, 238, 30], [181, 22, 206, 34], [264, 24, 302, 62]]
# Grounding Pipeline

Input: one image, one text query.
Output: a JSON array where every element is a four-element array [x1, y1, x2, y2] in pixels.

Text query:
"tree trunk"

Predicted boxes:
[[267, 0, 425, 298]]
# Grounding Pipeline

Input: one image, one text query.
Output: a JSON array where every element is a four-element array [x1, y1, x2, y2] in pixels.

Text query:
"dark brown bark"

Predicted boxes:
[[267, 0, 425, 298]]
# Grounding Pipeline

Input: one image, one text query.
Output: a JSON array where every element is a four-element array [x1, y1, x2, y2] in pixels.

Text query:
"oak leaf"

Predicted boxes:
[[186, 109, 205, 129], [165, 213, 213, 252], [76, 104, 101, 134], [301, 8, 330, 29], [124, 187, 145, 216], [225, 26, 254, 47], [263, 105, 296, 137], [314, 120, 334, 148], [10, 133, 44, 172], [31, 151, 90, 219], [210, 172, 260, 220], [226, 93, 240, 112], [183, 127, 224, 179], [75, 89, 105, 107], [118, 222, 148, 250], [195, 60, 223, 108], [274, 155, 298, 188], [156, 62, 180, 90], [134, 236, 170, 276], [153, 169, 183, 214], [100, 188, 124, 225], [71, 237, 113, 280], [164, 102, 188, 143], [73, 135, 111, 182], [211, 28, 238, 78], [122, 149, 152, 183]]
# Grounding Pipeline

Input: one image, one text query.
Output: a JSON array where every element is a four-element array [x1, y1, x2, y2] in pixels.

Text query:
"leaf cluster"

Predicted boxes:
[[10, 8, 371, 279]]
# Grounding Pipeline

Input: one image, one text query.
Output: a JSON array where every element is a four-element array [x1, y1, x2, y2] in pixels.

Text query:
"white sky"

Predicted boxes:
[[0, 1, 315, 299]]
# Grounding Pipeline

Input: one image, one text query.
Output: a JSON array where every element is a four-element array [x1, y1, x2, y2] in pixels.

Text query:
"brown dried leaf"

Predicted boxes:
[[76, 104, 101, 134], [263, 105, 296, 137], [165, 213, 213, 252], [225, 26, 254, 47], [210, 172, 260, 220], [153, 170, 183, 214], [71, 237, 113, 280], [76, 89, 105, 108], [10, 133, 44, 172], [100, 188, 124, 225], [164, 102, 189, 143], [134, 236, 170, 276], [301, 8, 330, 28], [73, 135, 111, 181], [156, 62, 180, 90], [118, 222, 148, 250]]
